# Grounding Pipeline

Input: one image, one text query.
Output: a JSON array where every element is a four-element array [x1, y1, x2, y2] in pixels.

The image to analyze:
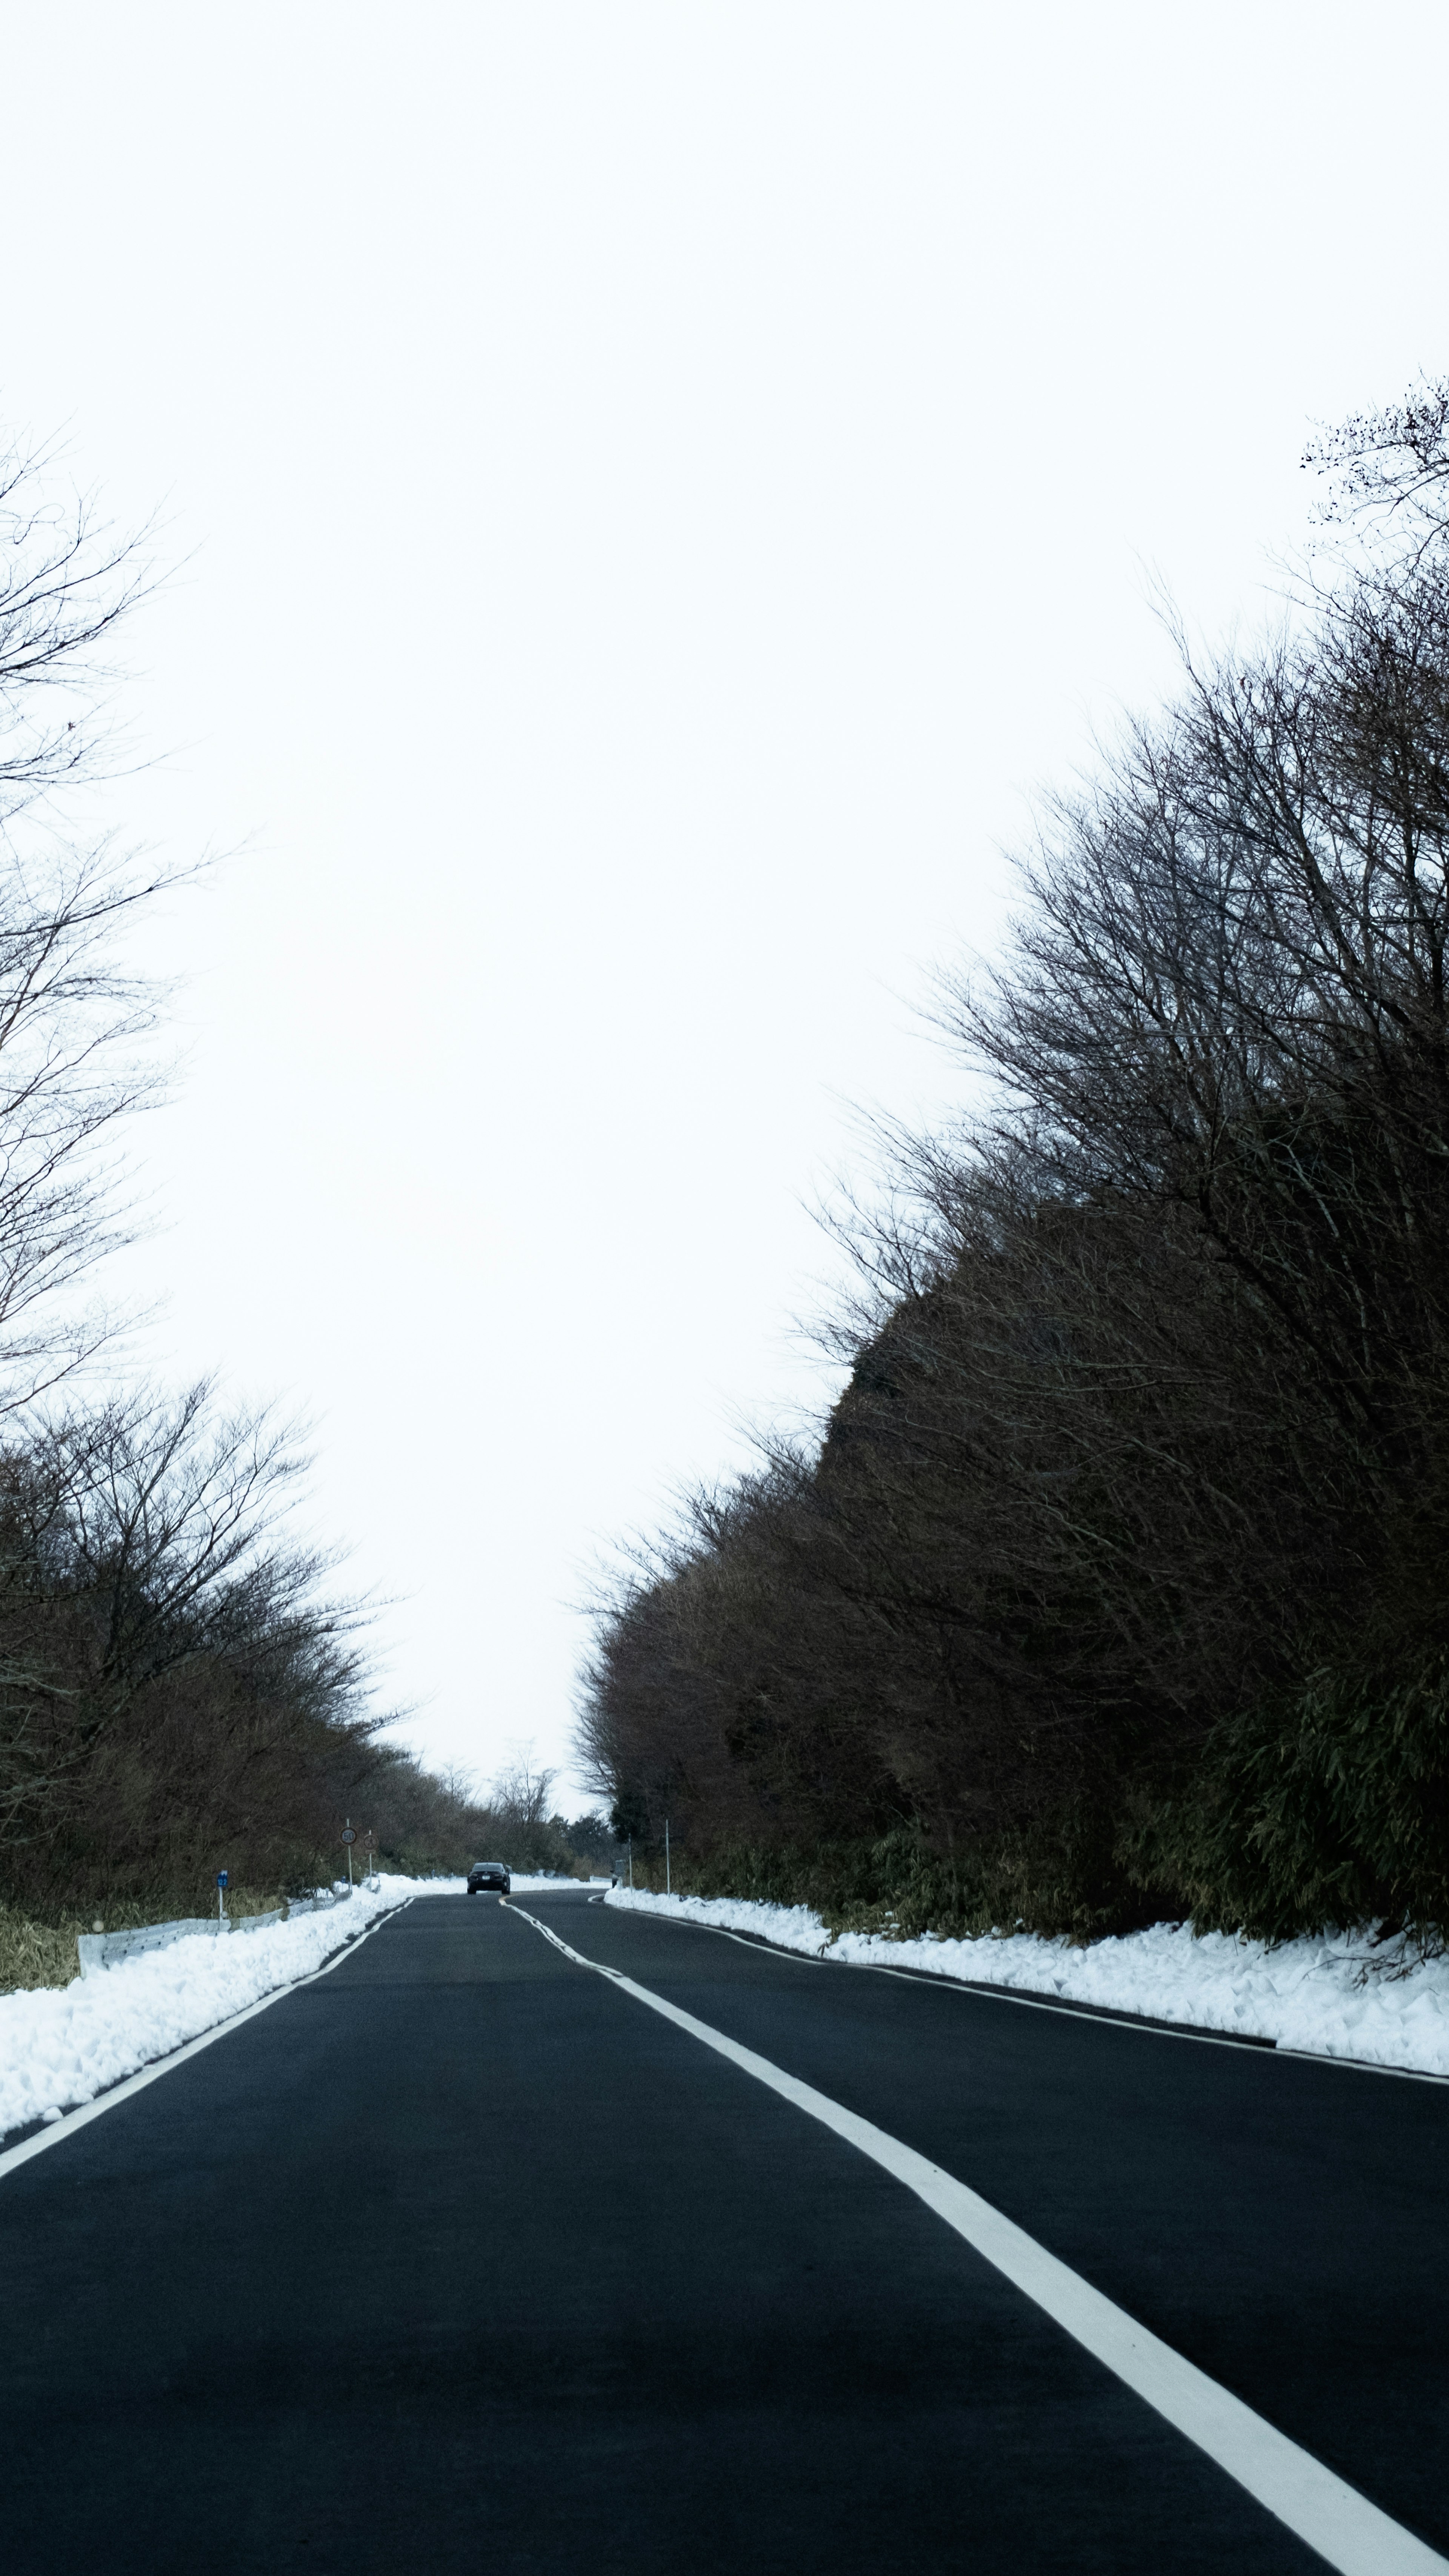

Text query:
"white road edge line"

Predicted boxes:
[[614, 1901, 1449, 2087], [505, 1898, 1446, 2576], [0, 1899, 413, 2185]]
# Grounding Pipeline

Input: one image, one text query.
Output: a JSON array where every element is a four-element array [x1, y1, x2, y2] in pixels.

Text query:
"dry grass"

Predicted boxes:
[[0, 1886, 288, 1995], [0, 1905, 82, 1993]]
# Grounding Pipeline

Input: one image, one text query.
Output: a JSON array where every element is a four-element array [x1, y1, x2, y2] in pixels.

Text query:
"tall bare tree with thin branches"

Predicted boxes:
[[0, 435, 177, 1410]]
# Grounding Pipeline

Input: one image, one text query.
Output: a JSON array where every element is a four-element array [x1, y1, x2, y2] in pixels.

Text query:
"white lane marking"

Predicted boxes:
[[505, 1899, 1447, 2576], [609, 1902, 1449, 2085], [0, 1901, 412, 2185]]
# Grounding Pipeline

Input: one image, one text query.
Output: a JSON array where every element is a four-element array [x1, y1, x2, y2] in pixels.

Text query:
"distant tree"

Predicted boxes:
[[488, 1746, 557, 1825], [0, 1381, 370, 1851], [563, 1808, 623, 1868], [483, 1746, 577, 1872]]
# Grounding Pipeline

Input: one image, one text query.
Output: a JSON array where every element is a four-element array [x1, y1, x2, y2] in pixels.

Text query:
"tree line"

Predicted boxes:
[[579, 380, 1449, 1944], [0, 432, 613, 1942]]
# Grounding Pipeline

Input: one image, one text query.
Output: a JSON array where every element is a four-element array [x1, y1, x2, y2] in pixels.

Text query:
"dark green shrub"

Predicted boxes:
[[657, 1811, 1150, 1944], [1121, 1648, 1449, 1942]]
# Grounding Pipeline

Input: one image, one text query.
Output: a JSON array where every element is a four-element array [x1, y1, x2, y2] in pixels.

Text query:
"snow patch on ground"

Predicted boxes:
[[605, 1887, 1449, 2078], [0, 1871, 561, 2143]]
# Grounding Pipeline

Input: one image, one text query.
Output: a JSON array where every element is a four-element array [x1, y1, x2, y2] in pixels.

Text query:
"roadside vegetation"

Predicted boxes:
[[580, 379, 1449, 1947], [0, 433, 615, 1991]]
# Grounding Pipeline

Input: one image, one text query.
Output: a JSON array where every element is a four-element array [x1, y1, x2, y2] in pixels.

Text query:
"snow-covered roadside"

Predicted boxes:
[[605, 1887, 1449, 2079], [0, 1885, 405, 2142]]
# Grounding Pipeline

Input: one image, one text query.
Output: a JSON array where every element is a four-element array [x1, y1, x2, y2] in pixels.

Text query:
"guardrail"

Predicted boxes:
[[77, 1890, 349, 1977]]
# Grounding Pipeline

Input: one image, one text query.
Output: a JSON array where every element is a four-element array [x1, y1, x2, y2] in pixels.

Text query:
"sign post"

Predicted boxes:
[[341, 1821, 356, 1889], [216, 1869, 229, 1924]]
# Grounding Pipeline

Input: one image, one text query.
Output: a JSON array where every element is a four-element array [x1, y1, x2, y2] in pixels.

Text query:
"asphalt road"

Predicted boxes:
[[2, 1887, 1446, 2575]]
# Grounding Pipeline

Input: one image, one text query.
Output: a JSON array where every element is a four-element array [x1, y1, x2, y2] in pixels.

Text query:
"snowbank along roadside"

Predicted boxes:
[[605, 1887, 1449, 2079], [0, 1870, 599, 2145]]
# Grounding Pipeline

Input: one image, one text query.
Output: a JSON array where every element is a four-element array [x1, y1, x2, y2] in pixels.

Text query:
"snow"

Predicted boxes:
[[604, 1888, 1449, 2079], [0, 1871, 581, 2144]]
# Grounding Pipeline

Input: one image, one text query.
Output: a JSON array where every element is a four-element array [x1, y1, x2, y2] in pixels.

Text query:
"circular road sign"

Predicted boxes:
[[340, 1829, 356, 1844]]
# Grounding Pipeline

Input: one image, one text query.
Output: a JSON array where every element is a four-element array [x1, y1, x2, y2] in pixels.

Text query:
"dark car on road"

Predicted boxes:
[[467, 1861, 511, 1894]]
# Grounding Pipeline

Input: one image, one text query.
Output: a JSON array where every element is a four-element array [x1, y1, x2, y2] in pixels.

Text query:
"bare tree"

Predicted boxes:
[[1304, 376, 1449, 554], [0, 436, 157, 802], [0, 1381, 369, 1845], [488, 1745, 558, 1828], [576, 375, 1449, 1940], [0, 434, 178, 1411]]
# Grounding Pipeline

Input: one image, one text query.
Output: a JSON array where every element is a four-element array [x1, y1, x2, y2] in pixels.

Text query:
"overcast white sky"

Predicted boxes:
[[5, 3, 1446, 1802]]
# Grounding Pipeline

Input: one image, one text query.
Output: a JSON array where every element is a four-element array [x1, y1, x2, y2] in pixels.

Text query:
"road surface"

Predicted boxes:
[[2, 1887, 1446, 2573]]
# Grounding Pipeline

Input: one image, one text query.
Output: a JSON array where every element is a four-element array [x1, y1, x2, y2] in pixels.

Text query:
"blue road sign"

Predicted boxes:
[[216, 1870, 229, 1889]]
